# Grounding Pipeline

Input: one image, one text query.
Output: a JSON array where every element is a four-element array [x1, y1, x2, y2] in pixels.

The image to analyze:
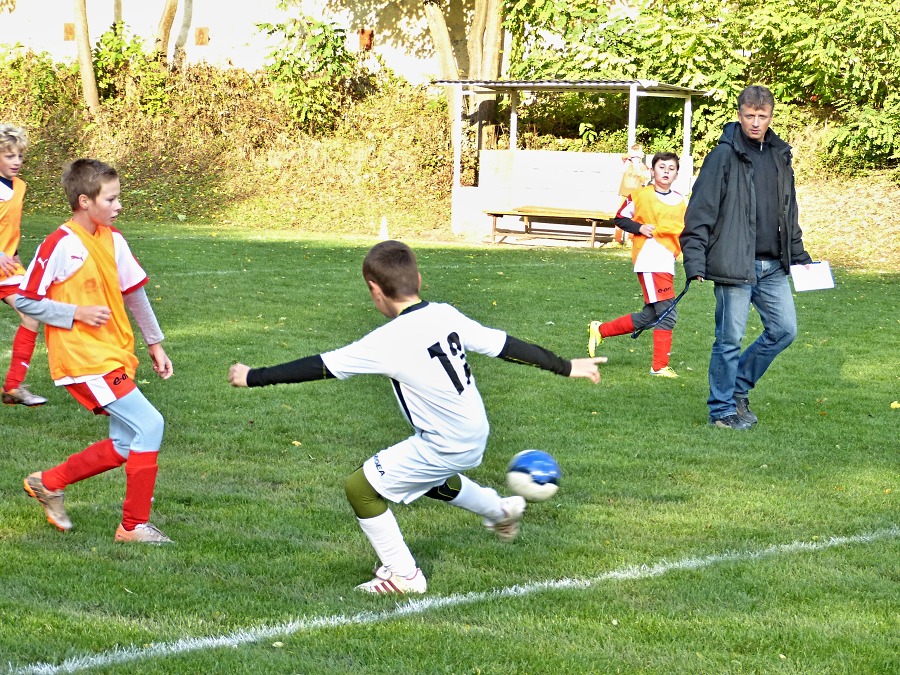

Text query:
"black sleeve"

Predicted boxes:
[[681, 146, 729, 280], [614, 216, 643, 235], [498, 335, 571, 376], [246, 354, 336, 387]]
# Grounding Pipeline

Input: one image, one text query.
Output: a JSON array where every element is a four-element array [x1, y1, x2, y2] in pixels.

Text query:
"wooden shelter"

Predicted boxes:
[[433, 79, 709, 241]]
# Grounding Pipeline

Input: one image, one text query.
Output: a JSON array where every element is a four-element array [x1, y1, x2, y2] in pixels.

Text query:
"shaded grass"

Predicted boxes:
[[0, 224, 897, 673]]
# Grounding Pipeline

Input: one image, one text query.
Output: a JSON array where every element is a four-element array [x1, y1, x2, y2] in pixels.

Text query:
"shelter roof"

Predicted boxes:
[[432, 79, 709, 97]]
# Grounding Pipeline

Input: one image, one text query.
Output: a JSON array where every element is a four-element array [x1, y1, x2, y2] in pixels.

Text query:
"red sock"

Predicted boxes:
[[600, 314, 635, 338], [652, 329, 673, 371], [121, 452, 159, 530], [42, 439, 125, 492], [4, 325, 37, 391]]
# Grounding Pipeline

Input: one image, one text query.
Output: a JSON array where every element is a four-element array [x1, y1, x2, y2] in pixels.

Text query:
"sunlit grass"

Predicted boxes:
[[0, 223, 897, 673]]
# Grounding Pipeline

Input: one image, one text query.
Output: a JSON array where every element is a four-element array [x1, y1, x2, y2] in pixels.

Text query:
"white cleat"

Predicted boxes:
[[356, 565, 427, 594], [485, 496, 527, 542]]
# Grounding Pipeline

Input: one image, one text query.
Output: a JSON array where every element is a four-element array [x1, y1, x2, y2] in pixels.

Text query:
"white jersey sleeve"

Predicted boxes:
[[322, 302, 507, 454]]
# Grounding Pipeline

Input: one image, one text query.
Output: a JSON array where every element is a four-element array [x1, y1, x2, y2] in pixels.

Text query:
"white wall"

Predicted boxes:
[[0, 0, 452, 83]]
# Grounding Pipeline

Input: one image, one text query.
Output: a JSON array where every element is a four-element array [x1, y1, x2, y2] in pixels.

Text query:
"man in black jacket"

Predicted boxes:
[[681, 85, 813, 430]]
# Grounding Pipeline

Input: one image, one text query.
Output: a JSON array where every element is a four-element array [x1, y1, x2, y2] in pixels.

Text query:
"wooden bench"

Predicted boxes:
[[478, 150, 627, 246], [485, 206, 616, 247]]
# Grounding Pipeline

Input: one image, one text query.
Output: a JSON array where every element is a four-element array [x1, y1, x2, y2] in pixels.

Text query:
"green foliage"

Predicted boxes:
[[825, 96, 900, 169], [0, 46, 79, 129], [503, 0, 900, 169], [92, 22, 170, 116], [258, 14, 367, 133]]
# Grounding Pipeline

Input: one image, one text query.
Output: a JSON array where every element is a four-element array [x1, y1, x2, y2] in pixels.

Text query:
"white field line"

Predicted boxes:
[[9, 526, 898, 675]]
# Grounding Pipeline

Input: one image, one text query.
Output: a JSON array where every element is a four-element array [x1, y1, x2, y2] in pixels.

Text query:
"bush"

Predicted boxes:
[[257, 15, 378, 134], [0, 44, 453, 235]]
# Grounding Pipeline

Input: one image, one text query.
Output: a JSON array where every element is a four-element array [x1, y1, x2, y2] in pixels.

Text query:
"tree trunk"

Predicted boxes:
[[74, 0, 100, 115], [113, 0, 121, 24], [423, 0, 459, 80], [481, 0, 503, 81], [173, 0, 193, 71], [468, 0, 486, 79], [468, 0, 504, 146], [154, 0, 179, 64]]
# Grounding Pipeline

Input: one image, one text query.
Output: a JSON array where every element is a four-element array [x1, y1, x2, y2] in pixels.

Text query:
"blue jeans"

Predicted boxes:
[[708, 260, 798, 419]]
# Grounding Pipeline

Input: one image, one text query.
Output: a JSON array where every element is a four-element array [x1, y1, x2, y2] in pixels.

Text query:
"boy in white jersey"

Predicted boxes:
[[229, 240, 606, 594], [588, 152, 687, 377]]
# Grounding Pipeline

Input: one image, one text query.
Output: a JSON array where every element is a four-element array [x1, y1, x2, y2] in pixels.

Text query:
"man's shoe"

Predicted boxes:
[[709, 414, 751, 430], [3, 385, 47, 406], [356, 565, 427, 594], [734, 397, 758, 425], [588, 321, 603, 357], [649, 366, 679, 378], [23, 472, 72, 531], [114, 523, 173, 544], [484, 496, 527, 542]]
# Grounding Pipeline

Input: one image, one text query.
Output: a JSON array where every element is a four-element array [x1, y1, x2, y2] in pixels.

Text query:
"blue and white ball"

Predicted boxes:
[[506, 450, 561, 502]]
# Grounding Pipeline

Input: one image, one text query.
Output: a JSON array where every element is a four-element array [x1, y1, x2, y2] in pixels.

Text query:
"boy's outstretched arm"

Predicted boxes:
[[229, 355, 336, 389], [498, 335, 607, 383]]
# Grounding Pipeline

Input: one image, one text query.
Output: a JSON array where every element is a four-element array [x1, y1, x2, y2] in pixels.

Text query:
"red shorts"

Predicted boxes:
[[65, 368, 137, 415], [638, 272, 675, 304], [0, 284, 20, 301]]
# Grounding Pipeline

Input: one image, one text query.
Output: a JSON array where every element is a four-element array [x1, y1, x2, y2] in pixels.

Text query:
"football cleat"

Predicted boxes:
[[23, 472, 72, 531], [3, 385, 48, 406], [356, 565, 427, 594], [649, 366, 679, 378], [484, 496, 526, 542], [114, 522, 173, 544], [588, 321, 603, 357]]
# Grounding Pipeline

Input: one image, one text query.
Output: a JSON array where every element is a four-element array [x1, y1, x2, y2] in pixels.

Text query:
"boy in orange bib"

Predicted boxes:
[[588, 152, 687, 377], [18, 159, 174, 543], [0, 124, 47, 406]]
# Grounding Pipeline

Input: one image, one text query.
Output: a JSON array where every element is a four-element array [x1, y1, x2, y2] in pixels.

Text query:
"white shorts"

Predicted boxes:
[[362, 435, 485, 504]]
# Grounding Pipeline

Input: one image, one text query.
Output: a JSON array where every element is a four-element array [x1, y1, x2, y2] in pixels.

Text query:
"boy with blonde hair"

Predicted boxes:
[[0, 124, 47, 406], [19, 159, 174, 543]]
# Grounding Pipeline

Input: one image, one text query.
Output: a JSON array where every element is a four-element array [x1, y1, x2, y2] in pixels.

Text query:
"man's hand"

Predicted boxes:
[[228, 363, 251, 388], [74, 305, 111, 327], [569, 356, 608, 384]]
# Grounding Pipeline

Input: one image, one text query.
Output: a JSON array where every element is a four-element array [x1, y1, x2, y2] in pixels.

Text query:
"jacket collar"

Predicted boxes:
[[719, 121, 791, 159]]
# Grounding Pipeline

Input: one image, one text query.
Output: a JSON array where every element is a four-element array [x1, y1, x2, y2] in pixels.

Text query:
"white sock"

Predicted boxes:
[[448, 475, 504, 521], [357, 509, 418, 578]]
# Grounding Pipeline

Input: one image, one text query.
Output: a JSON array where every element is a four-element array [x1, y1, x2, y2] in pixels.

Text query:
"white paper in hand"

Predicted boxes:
[[790, 261, 834, 291]]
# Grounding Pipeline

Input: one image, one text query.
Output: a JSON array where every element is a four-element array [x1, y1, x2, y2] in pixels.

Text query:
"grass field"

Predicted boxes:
[[1, 219, 897, 674]]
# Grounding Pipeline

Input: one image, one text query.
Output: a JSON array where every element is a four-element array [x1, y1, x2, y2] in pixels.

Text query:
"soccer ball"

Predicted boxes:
[[506, 450, 561, 502]]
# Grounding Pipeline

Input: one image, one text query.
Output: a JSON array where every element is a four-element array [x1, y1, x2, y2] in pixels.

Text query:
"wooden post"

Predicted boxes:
[[450, 84, 462, 188], [509, 89, 519, 150], [627, 82, 638, 149]]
